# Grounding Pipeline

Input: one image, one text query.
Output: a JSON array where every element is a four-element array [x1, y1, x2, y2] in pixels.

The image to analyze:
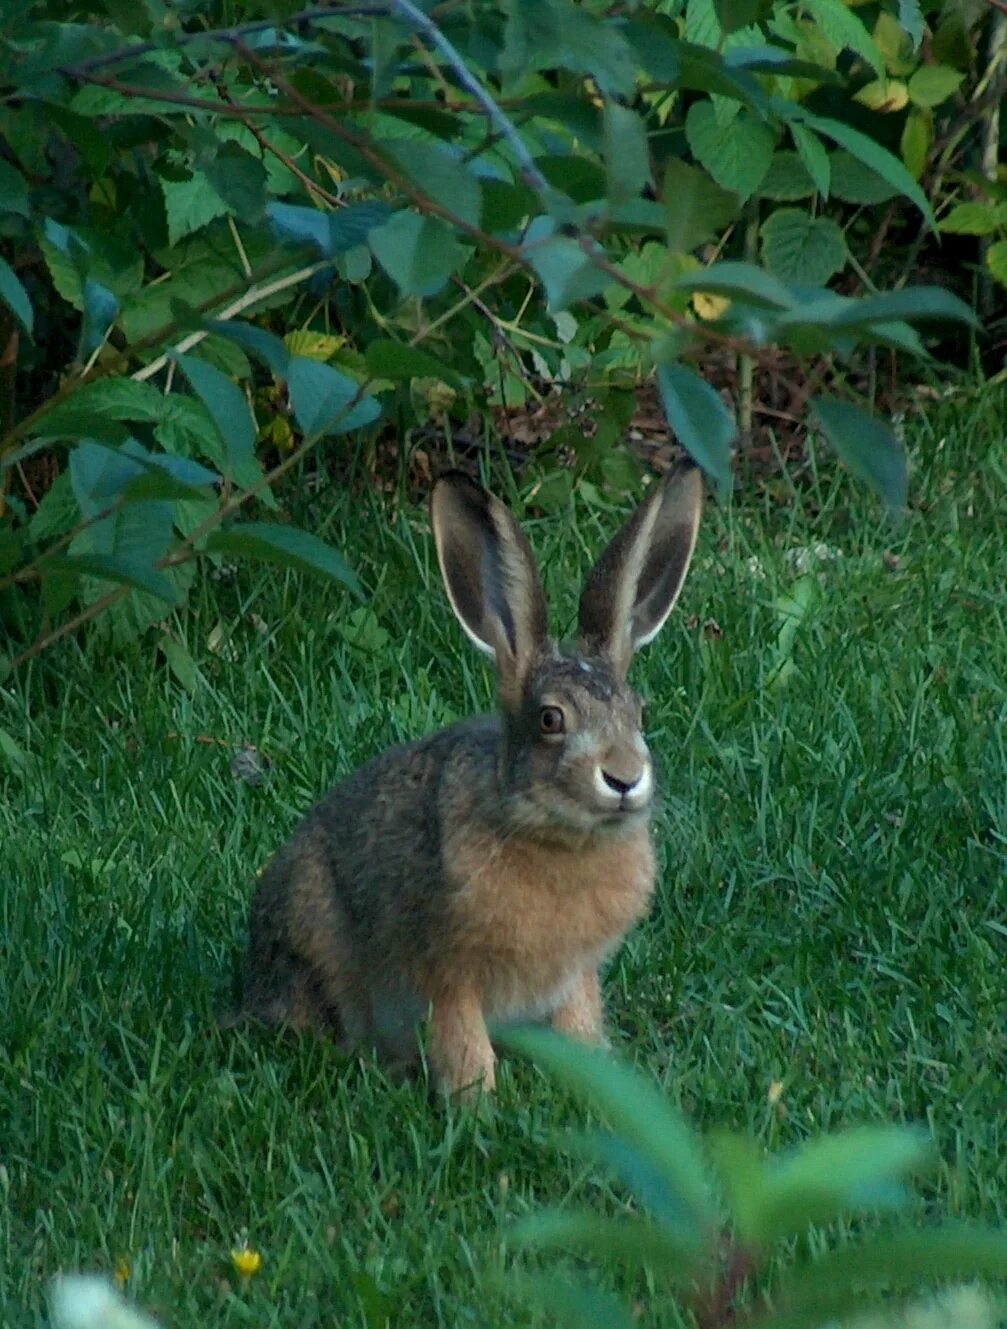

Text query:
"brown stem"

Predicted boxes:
[[692, 1242, 759, 1329]]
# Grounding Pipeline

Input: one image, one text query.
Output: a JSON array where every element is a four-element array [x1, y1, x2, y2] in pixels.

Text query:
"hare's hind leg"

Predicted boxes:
[[550, 968, 606, 1044]]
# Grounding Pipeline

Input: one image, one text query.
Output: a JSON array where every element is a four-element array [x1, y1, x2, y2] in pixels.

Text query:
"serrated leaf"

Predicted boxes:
[[265, 200, 393, 257], [656, 361, 735, 494], [783, 106, 935, 227], [811, 397, 907, 511], [202, 142, 267, 224], [830, 151, 900, 205], [939, 202, 1006, 235], [662, 159, 740, 253], [207, 522, 362, 596], [0, 257, 33, 335], [670, 261, 794, 310], [760, 152, 817, 202], [49, 552, 179, 603], [685, 102, 774, 203], [502, 0, 636, 98], [368, 211, 466, 298], [160, 172, 231, 247], [364, 339, 462, 386], [385, 140, 482, 229], [908, 64, 963, 108], [0, 161, 30, 218], [812, 0, 885, 77], [761, 210, 847, 285], [286, 357, 381, 438], [503, 1030, 717, 1234], [176, 354, 256, 484], [604, 104, 651, 205]]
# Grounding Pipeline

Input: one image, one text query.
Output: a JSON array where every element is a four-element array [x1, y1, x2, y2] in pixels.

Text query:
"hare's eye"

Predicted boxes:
[[539, 705, 566, 736]]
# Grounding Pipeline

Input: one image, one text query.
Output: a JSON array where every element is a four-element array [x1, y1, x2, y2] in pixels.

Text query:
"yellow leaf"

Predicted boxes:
[[901, 107, 932, 181], [692, 291, 731, 320], [854, 79, 909, 113], [284, 330, 345, 362]]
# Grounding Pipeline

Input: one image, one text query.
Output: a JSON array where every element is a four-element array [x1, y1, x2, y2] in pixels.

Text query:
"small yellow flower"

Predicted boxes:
[[231, 1247, 262, 1277], [114, 1259, 130, 1287]]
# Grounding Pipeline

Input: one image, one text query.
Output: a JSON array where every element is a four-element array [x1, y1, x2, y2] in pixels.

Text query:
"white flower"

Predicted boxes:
[[50, 1276, 159, 1329]]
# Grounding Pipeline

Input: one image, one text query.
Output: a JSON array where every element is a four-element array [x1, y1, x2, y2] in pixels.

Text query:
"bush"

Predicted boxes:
[[0, 0, 999, 675]]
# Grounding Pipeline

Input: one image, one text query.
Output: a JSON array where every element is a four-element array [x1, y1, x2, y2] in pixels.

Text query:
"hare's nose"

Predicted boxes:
[[601, 767, 644, 795]]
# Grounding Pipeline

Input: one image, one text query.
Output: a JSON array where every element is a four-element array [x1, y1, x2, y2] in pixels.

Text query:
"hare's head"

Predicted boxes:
[[431, 467, 703, 838]]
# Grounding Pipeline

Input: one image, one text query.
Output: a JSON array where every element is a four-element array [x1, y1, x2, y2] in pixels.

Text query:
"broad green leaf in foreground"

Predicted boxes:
[[176, 354, 256, 483], [368, 211, 467, 298], [760, 210, 848, 285], [207, 523, 363, 596], [286, 357, 381, 438], [656, 361, 735, 494], [811, 397, 907, 512], [0, 256, 33, 334], [503, 1029, 717, 1236], [669, 261, 794, 311], [364, 339, 462, 386]]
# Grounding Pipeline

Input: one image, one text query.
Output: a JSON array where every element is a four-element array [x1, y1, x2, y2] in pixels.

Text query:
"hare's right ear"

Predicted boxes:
[[578, 464, 703, 679], [431, 472, 548, 705]]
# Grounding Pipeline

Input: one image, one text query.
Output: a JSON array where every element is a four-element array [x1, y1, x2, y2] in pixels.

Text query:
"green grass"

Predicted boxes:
[[2, 396, 1006, 1328]]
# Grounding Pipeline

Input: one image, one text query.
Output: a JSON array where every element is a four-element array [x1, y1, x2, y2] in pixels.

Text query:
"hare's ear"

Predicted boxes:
[[578, 465, 703, 679], [431, 471, 548, 702]]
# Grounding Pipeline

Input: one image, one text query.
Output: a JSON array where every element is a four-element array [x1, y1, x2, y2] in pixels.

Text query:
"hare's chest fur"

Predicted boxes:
[[443, 825, 655, 1017]]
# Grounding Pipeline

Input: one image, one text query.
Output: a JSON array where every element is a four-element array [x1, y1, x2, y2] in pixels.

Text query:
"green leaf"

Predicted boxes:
[[385, 141, 482, 229], [202, 142, 268, 224], [207, 321, 291, 379], [0, 727, 29, 774], [760, 210, 847, 285], [286, 357, 381, 438], [785, 107, 935, 228], [790, 124, 830, 197], [939, 202, 1007, 236], [510, 1272, 636, 1329], [714, 0, 770, 37], [509, 1210, 700, 1275], [670, 261, 794, 311], [898, 0, 925, 51], [811, 397, 907, 511], [159, 636, 200, 693], [81, 278, 119, 355], [604, 104, 651, 205], [770, 1226, 1007, 1329], [830, 151, 900, 205], [0, 161, 30, 218], [810, 0, 885, 76], [760, 152, 817, 202], [752, 1126, 931, 1243], [828, 287, 979, 331], [524, 218, 610, 312], [685, 103, 774, 203], [656, 362, 735, 494], [364, 339, 462, 386], [908, 64, 963, 109], [502, 0, 636, 98], [502, 1030, 718, 1234], [206, 523, 362, 596], [160, 172, 230, 247], [368, 211, 466, 298], [662, 159, 740, 253], [901, 107, 931, 181], [266, 201, 393, 257], [176, 354, 256, 484], [987, 239, 1007, 289], [49, 551, 179, 603], [0, 256, 33, 335]]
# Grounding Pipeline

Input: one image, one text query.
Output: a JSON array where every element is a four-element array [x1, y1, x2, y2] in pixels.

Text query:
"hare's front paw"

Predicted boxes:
[[429, 989, 496, 1099], [550, 969, 608, 1045]]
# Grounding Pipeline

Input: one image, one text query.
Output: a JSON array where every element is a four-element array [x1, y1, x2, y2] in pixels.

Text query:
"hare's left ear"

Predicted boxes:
[[578, 465, 703, 679]]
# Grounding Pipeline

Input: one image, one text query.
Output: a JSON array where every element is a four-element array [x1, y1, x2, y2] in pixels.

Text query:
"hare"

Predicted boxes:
[[242, 464, 704, 1096]]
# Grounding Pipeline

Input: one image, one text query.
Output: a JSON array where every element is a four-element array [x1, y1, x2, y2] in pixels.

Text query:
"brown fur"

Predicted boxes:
[[241, 467, 703, 1097]]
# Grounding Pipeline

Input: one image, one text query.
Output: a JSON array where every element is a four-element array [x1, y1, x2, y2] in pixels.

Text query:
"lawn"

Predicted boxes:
[[2, 396, 1006, 1328]]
